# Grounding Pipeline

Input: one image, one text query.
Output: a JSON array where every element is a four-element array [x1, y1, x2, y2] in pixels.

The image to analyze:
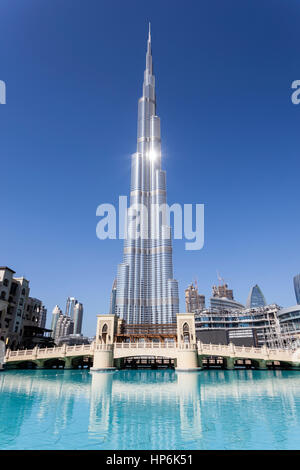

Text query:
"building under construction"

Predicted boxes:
[[115, 321, 177, 343], [185, 282, 205, 313], [195, 304, 292, 349]]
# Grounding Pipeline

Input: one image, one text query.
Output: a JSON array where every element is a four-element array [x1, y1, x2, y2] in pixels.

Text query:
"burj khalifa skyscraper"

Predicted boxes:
[[114, 25, 179, 324]]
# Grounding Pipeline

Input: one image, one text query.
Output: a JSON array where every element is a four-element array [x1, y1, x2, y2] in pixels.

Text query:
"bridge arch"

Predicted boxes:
[[13, 360, 37, 369], [42, 358, 67, 369], [116, 355, 176, 369]]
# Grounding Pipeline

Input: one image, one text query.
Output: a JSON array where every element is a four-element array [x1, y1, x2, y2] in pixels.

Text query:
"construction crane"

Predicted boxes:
[[216, 271, 225, 286]]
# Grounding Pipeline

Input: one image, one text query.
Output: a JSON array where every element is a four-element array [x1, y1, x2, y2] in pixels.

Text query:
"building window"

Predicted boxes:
[[10, 283, 18, 296], [0, 291, 6, 300], [183, 322, 190, 343], [102, 324, 108, 343], [3, 279, 9, 287]]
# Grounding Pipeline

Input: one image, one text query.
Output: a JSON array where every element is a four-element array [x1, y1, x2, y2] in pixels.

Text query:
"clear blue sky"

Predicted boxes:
[[0, 0, 299, 336]]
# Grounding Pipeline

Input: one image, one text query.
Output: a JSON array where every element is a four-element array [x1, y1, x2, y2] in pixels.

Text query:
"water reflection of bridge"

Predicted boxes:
[[3, 369, 299, 400], [1, 370, 300, 449]]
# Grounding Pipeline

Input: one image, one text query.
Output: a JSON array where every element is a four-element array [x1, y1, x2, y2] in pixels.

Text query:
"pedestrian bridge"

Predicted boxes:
[[4, 341, 300, 371], [4, 343, 94, 369]]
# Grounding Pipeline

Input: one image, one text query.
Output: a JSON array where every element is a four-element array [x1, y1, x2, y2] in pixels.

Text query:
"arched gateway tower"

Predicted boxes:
[[114, 25, 179, 325]]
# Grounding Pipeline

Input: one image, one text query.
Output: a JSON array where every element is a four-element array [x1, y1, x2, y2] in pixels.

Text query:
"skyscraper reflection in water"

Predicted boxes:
[[1, 370, 300, 449]]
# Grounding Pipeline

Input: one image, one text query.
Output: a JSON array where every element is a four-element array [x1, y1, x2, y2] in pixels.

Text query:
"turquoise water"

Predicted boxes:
[[1, 368, 300, 449]]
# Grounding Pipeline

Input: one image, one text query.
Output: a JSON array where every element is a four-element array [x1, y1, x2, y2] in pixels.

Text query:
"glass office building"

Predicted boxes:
[[294, 274, 300, 305], [246, 284, 267, 308]]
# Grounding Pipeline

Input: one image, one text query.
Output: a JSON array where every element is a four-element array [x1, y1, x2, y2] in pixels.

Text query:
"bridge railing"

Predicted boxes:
[[197, 344, 263, 355], [112, 342, 197, 350], [94, 344, 113, 351], [196, 341, 293, 358], [66, 344, 92, 352], [5, 341, 296, 362], [37, 347, 64, 356], [6, 343, 94, 360], [8, 349, 34, 357], [113, 342, 175, 349]]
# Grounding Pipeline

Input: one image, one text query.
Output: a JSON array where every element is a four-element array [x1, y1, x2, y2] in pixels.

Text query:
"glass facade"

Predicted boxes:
[[114, 28, 179, 324], [294, 274, 300, 305], [246, 284, 267, 308]]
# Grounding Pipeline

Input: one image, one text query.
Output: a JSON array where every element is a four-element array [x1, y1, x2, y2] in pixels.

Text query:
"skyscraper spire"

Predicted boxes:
[[114, 25, 179, 324], [145, 23, 153, 78]]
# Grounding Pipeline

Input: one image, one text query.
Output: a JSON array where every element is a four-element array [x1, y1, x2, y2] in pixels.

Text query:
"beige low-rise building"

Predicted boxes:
[[0, 267, 48, 349]]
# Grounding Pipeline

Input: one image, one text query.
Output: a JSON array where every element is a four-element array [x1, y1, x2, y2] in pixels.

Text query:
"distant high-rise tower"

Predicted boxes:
[[114, 25, 179, 324], [51, 296, 84, 340], [185, 283, 205, 313], [54, 314, 74, 341], [38, 305, 47, 329], [109, 279, 117, 314], [294, 274, 300, 304], [65, 297, 76, 318], [51, 305, 62, 335], [73, 302, 83, 334], [246, 284, 267, 308]]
